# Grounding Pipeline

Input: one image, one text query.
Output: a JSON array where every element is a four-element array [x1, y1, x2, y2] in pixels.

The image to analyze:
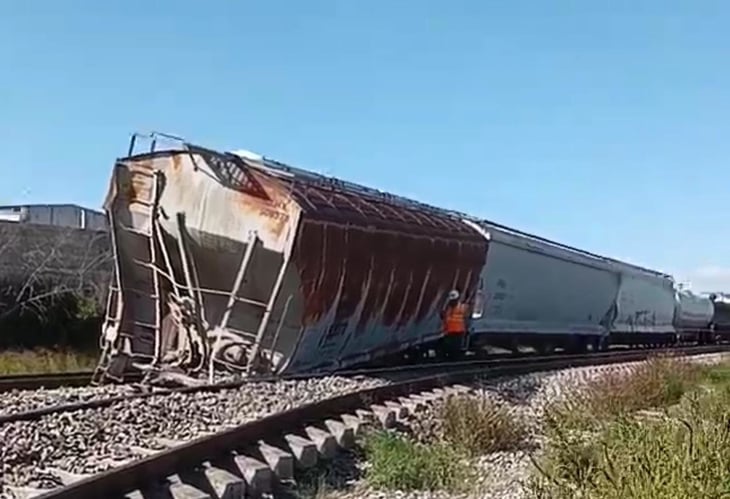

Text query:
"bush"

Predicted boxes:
[[546, 356, 703, 431], [440, 393, 528, 456], [363, 430, 472, 492], [700, 362, 730, 387], [529, 358, 730, 498], [529, 388, 730, 499], [0, 277, 105, 351]]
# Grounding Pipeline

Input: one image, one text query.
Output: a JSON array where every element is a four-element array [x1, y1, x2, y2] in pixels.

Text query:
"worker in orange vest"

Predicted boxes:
[[440, 289, 468, 359]]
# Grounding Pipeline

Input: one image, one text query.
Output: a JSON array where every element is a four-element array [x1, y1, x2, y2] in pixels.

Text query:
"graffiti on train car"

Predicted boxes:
[[319, 321, 349, 347], [626, 310, 657, 327]]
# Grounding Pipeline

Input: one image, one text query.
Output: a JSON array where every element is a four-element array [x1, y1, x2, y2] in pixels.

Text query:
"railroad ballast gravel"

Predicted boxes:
[[0, 375, 387, 493], [0, 372, 245, 419], [0, 383, 141, 419]]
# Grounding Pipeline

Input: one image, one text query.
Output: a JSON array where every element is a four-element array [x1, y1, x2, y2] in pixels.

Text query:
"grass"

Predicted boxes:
[[296, 356, 730, 497], [361, 392, 528, 494], [529, 357, 730, 499], [0, 348, 97, 375], [363, 430, 472, 492], [545, 356, 704, 431], [440, 392, 528, 456], [701, 361, 730, 386]]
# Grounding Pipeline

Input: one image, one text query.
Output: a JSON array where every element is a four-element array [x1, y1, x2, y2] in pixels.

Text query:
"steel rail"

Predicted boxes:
[[0, 371, 149, 393], [32, 345, 730, 499], [0, 371, 94, 392]]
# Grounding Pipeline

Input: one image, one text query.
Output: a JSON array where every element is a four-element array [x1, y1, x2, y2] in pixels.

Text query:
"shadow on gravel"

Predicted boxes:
[[275, 447, 365, 499]]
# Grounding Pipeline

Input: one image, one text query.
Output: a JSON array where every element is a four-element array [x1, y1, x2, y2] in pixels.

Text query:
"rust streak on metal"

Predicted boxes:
[[334, 229, 366, 322], [382, 233, 410, 327]]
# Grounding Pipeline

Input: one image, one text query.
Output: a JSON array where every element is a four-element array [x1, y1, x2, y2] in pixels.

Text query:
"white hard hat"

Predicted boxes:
[[448, 290, 460, 300]]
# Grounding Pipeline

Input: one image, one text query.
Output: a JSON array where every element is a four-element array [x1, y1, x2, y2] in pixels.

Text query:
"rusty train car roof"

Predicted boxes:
[[247, 157, 482, 241]]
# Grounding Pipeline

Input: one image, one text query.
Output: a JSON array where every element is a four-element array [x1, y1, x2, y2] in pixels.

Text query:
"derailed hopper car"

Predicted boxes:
[[95, 140, 486, 382]]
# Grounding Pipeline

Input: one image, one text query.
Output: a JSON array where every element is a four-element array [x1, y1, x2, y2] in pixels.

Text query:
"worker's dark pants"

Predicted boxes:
[[440, 333, 465, 359]]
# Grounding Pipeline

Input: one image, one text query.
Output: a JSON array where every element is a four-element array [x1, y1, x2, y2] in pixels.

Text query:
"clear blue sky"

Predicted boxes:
[[1, 1, 728, 291]]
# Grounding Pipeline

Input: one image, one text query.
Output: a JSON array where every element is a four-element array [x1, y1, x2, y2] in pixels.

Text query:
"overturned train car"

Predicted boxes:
[[95, 141, 486, 382]]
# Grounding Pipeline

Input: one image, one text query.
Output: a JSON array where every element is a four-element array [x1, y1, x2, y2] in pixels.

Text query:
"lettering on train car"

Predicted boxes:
[[258, 208, 283, 219], [320, 321, 348, 347]]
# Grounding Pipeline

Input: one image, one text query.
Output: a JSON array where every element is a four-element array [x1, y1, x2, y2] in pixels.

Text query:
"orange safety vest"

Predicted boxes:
[[443, 303, 467, 335]]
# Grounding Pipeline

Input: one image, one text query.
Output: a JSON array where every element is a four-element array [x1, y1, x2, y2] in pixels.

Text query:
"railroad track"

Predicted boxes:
[[3, 345, 726, 499], [0, 350, 524, 394], [0, 372, 94, 393], [0, 351, 602, 425], [0, 347, 705, 426]]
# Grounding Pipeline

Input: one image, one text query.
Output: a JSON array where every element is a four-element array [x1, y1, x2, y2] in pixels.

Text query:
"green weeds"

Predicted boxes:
[[529, 357, 730, 499], [546, 356, 703, 432], [363, 430, 472, 492]]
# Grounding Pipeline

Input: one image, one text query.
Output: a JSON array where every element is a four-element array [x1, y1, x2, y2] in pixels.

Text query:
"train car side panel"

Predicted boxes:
[[279, 214, 486, 374], [674, 290, 714, 331], [610, 272, 676, 336], [468, 224, 619, 344]]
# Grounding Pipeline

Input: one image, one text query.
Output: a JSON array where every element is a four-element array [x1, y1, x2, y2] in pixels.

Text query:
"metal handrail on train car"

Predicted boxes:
[[122, 131, 674, 281]]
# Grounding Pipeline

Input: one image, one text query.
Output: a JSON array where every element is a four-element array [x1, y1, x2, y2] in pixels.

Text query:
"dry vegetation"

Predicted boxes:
[[543, 356, 704, 432], [0, 222, 111, 371], [529, 356, 730, 498], [347, 355, 730, 498], [0, 348, 98, 375], [439, 393, 528, 457]]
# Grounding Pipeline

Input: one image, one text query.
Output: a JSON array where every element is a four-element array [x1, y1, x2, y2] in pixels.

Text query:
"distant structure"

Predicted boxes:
[[0, 204, 108, 231]]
